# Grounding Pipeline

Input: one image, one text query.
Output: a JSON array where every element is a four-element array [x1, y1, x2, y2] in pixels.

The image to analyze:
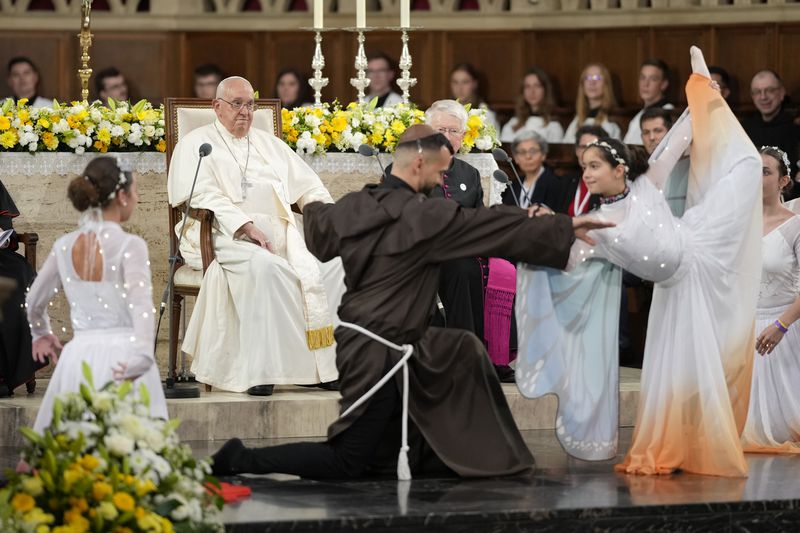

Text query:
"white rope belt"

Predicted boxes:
[[338, 321, 414, 481]]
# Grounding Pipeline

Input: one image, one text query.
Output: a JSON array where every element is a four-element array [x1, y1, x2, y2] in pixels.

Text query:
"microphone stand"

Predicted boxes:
[[156, 147, 210, 399]]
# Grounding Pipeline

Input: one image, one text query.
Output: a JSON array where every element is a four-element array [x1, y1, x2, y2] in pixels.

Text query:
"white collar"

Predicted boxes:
[[214, 119, 249, 144]]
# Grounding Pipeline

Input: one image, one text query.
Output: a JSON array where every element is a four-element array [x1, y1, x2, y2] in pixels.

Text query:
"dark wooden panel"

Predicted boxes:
[[356, 29, 436, 107], [442, 30, 525, 108], [587, 29, 646, 108], [88, 32, 173, 104], [714, 25, 775, 107], [528, 30, 588, 108], [180, 32, 259, 98], [646, 26, 711, 105], [777, 24, 800, 105]]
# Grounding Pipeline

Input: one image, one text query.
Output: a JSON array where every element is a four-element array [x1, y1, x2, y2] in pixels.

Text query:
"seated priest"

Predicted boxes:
[[167, 76, 345, 396]]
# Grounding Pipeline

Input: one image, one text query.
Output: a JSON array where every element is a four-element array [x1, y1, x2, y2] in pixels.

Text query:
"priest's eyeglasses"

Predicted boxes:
[[218, 98, 257, 112], [436, 127, 464, 137]]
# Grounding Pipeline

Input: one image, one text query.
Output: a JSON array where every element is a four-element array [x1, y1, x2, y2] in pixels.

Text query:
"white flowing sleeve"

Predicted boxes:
[[119, 236, 156, 379], [26, 247, 61, 341]]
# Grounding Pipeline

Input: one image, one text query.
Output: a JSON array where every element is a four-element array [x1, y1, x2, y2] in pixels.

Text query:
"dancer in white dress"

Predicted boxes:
[[516, 47, 762, 477], [741, 146, 800, 453], [27, 157, 168, 433]]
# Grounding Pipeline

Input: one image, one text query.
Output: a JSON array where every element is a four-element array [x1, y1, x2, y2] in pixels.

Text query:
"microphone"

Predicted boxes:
[[358, 144, 386, 178], [493, 169, 520, 207], [155, 142, 212, 395], [492, 147, 529, 207]]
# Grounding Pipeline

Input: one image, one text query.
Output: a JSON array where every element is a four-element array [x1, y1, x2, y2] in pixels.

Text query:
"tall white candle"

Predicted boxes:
[[356, 0, 366, 29], [400, 0, 410, 28], [314, 0, 323, 29]]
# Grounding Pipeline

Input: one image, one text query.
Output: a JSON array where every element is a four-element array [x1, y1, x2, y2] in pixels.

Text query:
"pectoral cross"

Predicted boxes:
[[241, 175, 254, 200]]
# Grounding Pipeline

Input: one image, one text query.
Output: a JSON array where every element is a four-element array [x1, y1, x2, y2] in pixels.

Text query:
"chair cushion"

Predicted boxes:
[[174, 266, 204, 289], [176, 107, 276, 141]]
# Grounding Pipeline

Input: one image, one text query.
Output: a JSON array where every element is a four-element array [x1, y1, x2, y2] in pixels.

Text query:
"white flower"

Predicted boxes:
[[52, 119, 69, 134], [350, 118, 360, 128], [75, 146, 85, 154], [110, 125, 124, 137], [91, 109, 103, 123], [59, 420, 101, 440], [305, 114, 321, 128], [475, 135, 493, 151], [92, 391, 114, 413], [104, 432, 134, 456], [143, 125, 155, 137]]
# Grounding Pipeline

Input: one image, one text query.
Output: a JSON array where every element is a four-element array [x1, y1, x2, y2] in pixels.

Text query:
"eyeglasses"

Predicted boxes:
[[436, 127, 464, 136], [514, 148, 542, 157], [584, 74, 604, 82], [218, 98, 257, 111], [751, 87, 781, 98]]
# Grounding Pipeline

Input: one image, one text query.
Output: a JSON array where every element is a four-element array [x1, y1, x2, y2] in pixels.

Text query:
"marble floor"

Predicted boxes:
[[3, 430, 800, 531]]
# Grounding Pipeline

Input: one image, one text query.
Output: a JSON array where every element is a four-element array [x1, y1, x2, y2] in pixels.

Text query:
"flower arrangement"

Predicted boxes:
[[282, 100, 499, 156], [0, 98, 499, 157], [0, 363, 223, 533], [0, 98, 166, 154]]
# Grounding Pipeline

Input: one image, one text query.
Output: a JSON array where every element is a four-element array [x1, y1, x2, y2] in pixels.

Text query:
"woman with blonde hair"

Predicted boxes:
[[500, 67, 564, 144], [562, 63, 621, 143]]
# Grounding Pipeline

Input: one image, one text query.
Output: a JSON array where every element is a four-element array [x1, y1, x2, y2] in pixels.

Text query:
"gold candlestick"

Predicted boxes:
[[78, 0, 94, 103]]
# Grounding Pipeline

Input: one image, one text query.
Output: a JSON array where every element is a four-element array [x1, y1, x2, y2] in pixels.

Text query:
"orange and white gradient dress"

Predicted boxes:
[[615, 48, 762, 477]]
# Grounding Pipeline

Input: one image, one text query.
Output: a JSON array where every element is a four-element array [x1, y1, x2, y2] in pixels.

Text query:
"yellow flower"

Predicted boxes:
[[160, 517, 174, 533], [22, 475, 45, 496], [92, 480, 113, 501], [331, 115, 348, 132], [112, 492, 135, 512], [23, 506, 55, 526], [113, 527, 134, 533], [0, 115, 10, 130], [137, 109, 158, 122], [69, 497, 89, 512], [93, 140, 108, 153], [390, 120, 405, 135], [369, 132, 383, 145], [96, 128, 111, 144], [79, 454, 100, 471], [0, 130, 18, 149], [36, 526, 51, 533], [136, 478, 157, 497], [12, 492, 36, 512], [66, 116, 81, 130], [137, 511, 164, 532], [42, 132, 58, 150], [156, 139, 166, 152], [64, 508, 90, 532], [17, 97, 29, 107], [37, 117, 51, 129], [467, 115, 482, 130], [97, 501, 118, 520]]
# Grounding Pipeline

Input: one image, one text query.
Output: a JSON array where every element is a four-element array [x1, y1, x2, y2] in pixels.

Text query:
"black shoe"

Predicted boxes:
[[317, 380, 340, 391], [211, 438, 247, 476], [247, 385, 274, 396], [494, 365, 516, 384]]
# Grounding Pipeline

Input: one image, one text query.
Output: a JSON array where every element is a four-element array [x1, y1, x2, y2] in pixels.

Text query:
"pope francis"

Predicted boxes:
[[167, 76, 345, 395]]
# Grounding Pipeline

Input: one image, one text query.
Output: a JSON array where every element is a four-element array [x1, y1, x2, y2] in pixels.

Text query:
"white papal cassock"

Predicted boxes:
[[167, 120, 345, 391]]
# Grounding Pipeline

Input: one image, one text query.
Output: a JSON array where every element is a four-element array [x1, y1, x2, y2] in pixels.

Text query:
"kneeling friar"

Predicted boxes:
[[167, 76, 345, 393]]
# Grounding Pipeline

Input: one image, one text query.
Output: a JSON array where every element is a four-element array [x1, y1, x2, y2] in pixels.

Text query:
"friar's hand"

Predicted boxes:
[[572, 216, 615, 246], [237, 222, 275, 253], [527, 204, 554, 217]]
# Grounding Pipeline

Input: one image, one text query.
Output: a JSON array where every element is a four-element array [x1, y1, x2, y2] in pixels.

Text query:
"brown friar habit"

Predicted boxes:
[[302, 174, 574, 477]]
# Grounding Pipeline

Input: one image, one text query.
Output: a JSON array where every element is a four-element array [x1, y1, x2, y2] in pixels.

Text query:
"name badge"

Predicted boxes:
[[459, 183, 467, 191]]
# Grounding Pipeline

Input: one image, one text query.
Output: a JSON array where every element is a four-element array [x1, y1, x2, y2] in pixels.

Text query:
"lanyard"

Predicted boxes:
[[573, 183, 590, 215]]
